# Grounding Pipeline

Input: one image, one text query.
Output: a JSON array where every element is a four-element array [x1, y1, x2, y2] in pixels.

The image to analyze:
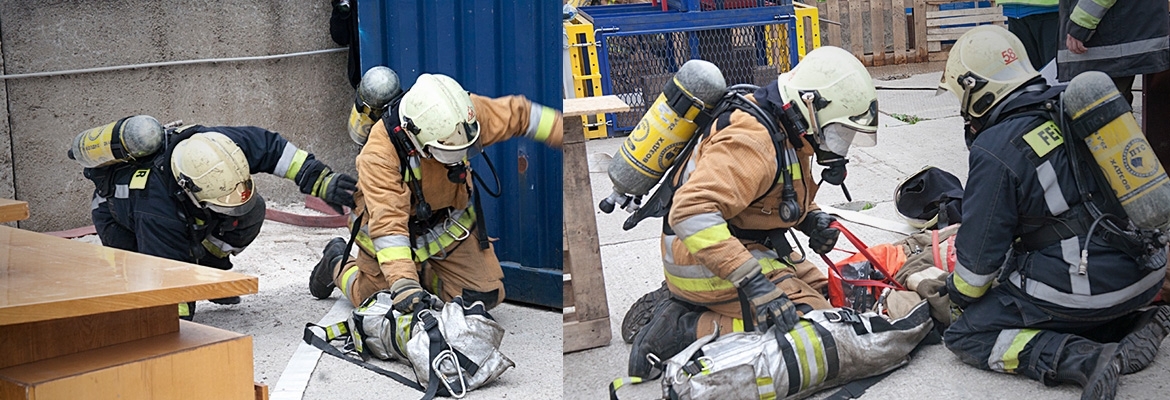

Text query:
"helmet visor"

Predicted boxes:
[[204, 180, 256, 216], [817, 99, 878, 156]]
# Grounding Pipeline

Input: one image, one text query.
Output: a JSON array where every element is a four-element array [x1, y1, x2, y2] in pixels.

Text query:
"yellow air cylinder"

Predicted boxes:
[[68, 115, 165, 168], [1064, 71, 1170, 230], [607, 59, 727, 197]]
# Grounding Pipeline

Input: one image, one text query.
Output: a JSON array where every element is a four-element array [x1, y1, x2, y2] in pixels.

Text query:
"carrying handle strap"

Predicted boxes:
[[822, 221, 906, 291], [302, 323, 430, 396]]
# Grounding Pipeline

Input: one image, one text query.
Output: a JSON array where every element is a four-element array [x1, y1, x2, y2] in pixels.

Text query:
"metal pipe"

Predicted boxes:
[[0, 47, 347, 80]]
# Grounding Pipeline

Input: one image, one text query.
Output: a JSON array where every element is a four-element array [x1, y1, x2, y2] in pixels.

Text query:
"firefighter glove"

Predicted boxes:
[[390, 279, 440, 314], [798, 210, 839, 254], [297, 159, 357, 214], [738, 269, 799, 333]]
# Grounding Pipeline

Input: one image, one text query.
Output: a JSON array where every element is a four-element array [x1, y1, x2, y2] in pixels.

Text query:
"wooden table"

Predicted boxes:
[[563, 95, 629, 353], [0, 199, 29, 223], [0, 225, 260, 399]]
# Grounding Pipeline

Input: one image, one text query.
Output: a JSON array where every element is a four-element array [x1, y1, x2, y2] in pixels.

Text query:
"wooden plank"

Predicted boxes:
[[0, 305, 176, 369], [928, 31, 980, 42], [255, 382, 270, 400], [929, 50, 951, 62], [827, 0, 841, 46], [564, 270, 575, 309], [849, 0, 865, 60], [891, 0, 907, 64], [0, 225, 259, 326], [564, 317, 613, 353], [871, 0, 886, 66], [925, 5, 1003, 19], [927, 13, 1006, 27], [0, 321, 253, 400], [0, 199, 28, 223], [562, 110, 613, 352], [564, 96, 630, 118], [929, 41, 942, 52], [915, 0, 929, 61]]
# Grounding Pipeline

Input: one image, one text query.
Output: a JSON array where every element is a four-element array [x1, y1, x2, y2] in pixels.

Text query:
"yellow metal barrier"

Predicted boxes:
[[564, 14, 610, 140], [794, 2, 821, 60]]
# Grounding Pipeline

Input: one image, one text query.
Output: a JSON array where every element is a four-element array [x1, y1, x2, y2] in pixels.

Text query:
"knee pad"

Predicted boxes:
[[462, 288, 502, 309]]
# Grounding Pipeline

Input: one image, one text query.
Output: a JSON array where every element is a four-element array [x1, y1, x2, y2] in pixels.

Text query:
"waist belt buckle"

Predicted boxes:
[[446, 212, 471, 242], [432, 348, 469, 398]]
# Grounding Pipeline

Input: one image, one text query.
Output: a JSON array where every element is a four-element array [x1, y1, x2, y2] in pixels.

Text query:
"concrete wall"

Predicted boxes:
[[0, 0, 359, 232]]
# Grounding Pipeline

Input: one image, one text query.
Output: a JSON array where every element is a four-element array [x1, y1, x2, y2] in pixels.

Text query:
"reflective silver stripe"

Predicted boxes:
[[207, 236, 246, 256], [953, 259, 997, 289], [373, 234, 410, 252], [91, 195, 106, 210], [1059, 36, 1170, 62], [1062, 238, 1091, 295], [663, 245, 780, 279], [525, 103, 542, 138], [1036, 161, 1069, 215], [1008, 265, 1167, 309], [273, 143, 301, 178], [115, 184, 129, 199], [663, 235, 678, 264], [673, 212, 726, 240], [988, 329, 1022, 373], [1077, 0, 1109, 20]]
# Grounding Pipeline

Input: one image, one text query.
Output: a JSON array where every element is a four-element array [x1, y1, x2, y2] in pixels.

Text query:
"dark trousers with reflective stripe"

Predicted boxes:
[[944, 285, 1147, 383]]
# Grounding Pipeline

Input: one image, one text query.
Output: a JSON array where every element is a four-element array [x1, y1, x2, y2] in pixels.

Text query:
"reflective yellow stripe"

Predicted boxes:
[[178, 302, 191, 317], [610, 377, 643, 391], [284, 149, 309, 179], [356, 231, 375, 255], [664, 257, 789, 293], [732, 318, 745, 332], [534, 106, 557, 143], [338, 265, 360, 299], [1003, 329, 1041, 372], [403, 166, 422, 182], [681, 223, 732, 254], [201, 239, 230, 258], [953, 272, 990, 299], [129, 169, 150, 189], [394, 314, 413, 357], [792, 321, 826, 390], [376, 246, 412, 264], [413, 208, 477, 261], [758, 376, 776, 400]]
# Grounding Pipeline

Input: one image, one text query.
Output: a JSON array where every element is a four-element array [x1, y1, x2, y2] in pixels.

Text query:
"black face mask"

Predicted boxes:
[[446, 163, 468, 184], [814, 147, 849, 186]]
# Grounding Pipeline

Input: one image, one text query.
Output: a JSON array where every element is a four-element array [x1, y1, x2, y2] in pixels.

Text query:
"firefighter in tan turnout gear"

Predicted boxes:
[[628, 46, 880, 379], [308, 73, 562, 313]]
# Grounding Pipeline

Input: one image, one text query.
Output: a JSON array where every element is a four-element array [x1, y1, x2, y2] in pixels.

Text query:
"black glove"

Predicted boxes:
[[297, 159, 357, 214], [738, 269, 799, 333], [797, 210, 839, 254], [389, 279, 442, 314]]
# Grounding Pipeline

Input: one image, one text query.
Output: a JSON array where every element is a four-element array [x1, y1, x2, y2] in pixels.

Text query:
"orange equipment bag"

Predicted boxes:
[[821, 221, 907, 312]]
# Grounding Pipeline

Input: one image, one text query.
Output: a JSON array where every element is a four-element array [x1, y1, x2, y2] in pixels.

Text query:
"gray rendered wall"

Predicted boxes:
[[0, 0, 358, 232]]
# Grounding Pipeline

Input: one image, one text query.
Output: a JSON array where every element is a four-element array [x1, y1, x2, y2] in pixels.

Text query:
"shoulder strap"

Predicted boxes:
[[302, 322, 429, 395]]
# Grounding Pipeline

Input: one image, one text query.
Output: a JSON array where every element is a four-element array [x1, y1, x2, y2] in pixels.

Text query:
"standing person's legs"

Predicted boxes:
[[1113, 75, 1137, 105]]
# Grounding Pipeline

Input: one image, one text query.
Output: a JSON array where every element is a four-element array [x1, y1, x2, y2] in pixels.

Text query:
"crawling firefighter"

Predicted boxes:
[[624, 46, 881, 379], [307, 73, 562, 315], [936, 26, 1170, 400], [71, 117, 356, 320]]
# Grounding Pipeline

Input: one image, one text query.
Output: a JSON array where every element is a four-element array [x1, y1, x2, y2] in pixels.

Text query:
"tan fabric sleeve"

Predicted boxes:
[[668, 110, 780, 280], [471, 94, 563, 148], [357, 119, 419, 284]]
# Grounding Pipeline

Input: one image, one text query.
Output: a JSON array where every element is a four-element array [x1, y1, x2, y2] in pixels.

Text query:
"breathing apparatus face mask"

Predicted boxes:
[[402, 118, 481, 167], [798, 92, 878, 186]]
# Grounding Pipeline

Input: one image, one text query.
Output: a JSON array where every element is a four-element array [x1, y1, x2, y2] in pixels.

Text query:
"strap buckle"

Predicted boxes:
[[825, 308, 862, 324], [446, 211, 471, 242]]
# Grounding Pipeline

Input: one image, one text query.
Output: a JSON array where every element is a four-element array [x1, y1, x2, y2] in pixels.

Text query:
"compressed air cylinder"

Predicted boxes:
[[68, 115, 165, 168], [607, 59, 727, 197], [349, 66, 403, 145], [1064, 70, 1170, 230]]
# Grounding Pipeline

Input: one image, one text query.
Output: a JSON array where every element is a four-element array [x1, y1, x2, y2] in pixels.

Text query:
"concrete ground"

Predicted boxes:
[[562, 67, 1170, 399], [75, 205, 562, 400]]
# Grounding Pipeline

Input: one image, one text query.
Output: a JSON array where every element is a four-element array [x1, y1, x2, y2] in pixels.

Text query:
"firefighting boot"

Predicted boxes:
[[1053, 340, 1123, 400], [309, 237, 346, 299], [621, 281, 671, 343], [1118, 305, 1170, 374], [628, 298, 700, 379]]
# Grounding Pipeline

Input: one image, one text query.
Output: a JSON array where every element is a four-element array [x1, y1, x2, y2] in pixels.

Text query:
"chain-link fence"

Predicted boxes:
[[602, 24, 792, 134]]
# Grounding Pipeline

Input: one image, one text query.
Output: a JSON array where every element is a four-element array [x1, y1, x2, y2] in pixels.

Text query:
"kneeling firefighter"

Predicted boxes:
[[72, 116, 357, 320], [937, 25, 1170, 400], [307, 73, 562, 313], [622, 46, 881, 379]]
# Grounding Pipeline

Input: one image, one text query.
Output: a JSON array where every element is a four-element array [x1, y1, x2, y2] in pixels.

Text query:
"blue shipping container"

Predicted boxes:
[[357, 1, 562, 308]]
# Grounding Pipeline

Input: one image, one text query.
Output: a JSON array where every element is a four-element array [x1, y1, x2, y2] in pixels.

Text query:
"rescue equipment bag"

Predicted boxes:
[[304, 294, 514, 399], [894, 166, 964, 230], [660, 301, 934, 400]]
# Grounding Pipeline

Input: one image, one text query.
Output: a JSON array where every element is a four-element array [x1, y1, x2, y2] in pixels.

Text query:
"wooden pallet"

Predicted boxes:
[[563, 96, 629, 354], [925, 2, 1005, 61]]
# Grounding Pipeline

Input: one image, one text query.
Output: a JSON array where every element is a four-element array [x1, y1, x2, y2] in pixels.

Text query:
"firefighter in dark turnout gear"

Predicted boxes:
[[84, 122, 356, 320], [937, 26, 1170, 400]]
